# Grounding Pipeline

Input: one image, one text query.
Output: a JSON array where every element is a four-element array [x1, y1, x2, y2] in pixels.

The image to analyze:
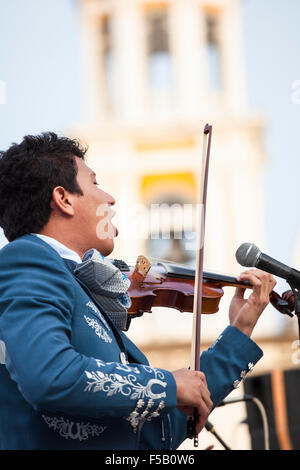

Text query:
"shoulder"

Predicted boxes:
[[0, 234, 65, 269], [0, 234, 75, 297]]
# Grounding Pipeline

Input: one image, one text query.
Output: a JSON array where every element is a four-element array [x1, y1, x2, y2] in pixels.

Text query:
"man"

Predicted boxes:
[[0, 132, 275, 450]]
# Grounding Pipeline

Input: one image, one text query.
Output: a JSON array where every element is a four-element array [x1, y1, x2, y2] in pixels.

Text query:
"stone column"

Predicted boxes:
[[220, 0, 247, 114], [169, 0, 206, 119], [113, 0, 147, 122], [79, 0, 107, 122]]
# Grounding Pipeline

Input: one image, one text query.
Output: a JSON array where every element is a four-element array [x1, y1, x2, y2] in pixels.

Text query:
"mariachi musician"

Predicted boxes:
[[0, 132, 276, 450]]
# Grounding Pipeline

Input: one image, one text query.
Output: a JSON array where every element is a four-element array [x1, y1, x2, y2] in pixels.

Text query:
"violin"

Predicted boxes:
[[113, 256, 295, 319]]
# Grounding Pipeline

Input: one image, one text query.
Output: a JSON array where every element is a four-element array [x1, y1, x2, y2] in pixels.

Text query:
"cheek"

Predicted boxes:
[[83, 191, 106, 216]]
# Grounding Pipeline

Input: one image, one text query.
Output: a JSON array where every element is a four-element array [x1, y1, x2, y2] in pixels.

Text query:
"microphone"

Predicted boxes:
[[235, 242, 300, 288]]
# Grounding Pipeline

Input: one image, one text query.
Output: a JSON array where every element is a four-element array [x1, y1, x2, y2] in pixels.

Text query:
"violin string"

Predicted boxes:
[[147, 256, 230, 277], [147, 256, 195, 267]]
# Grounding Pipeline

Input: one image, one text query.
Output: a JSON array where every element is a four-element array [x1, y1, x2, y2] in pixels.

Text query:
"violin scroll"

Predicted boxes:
[[280, 290, 296, 316]]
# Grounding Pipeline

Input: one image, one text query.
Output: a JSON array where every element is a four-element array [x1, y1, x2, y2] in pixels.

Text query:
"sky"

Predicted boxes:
[[0, 0, 82, 149], [0, 0, 300, 273], [242, 0, 300, 263]]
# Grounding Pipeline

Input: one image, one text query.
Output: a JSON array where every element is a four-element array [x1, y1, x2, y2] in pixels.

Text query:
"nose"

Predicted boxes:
[[106, 192, 115, 206]]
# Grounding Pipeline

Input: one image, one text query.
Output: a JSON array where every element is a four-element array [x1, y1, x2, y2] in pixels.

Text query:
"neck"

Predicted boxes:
[[39, 226, 88, 260]]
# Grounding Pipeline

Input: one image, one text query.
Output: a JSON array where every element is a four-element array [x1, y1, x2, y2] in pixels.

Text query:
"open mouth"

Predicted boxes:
[[111, 222, 118, 237], [96, 204, 118, 240], [110, 209, 118, 237]]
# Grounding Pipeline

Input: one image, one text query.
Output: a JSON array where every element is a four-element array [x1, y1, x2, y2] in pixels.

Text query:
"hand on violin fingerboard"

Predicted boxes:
[[172, 368, 213, 435], [229, 268, 277, 337]]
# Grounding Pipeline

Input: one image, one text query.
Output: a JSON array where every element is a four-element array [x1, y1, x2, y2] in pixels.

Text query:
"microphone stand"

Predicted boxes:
[[206, 395, 269, 450], [204, 396, 253, 450], [205, 421, 231, 450]]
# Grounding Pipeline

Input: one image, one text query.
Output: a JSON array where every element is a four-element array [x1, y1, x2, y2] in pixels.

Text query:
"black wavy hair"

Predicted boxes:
[[0, 132, 88, 241]]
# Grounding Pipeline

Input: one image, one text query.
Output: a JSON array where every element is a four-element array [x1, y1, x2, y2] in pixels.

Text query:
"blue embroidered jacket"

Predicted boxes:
[[0, 235, 263, 450]]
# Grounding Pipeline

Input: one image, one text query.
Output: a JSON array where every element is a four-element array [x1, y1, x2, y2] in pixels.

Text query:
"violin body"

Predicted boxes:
[[127, 263, 225, 315]]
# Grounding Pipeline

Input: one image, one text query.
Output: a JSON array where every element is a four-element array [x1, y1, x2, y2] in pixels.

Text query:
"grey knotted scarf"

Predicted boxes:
[[74, 249, 131, 331]]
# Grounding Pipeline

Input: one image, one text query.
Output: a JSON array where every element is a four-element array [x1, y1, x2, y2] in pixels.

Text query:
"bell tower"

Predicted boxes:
[[71, 0, 266, 345]]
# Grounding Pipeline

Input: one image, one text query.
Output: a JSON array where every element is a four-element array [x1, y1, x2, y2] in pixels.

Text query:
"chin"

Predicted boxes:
[[97, 240, 114, 257]]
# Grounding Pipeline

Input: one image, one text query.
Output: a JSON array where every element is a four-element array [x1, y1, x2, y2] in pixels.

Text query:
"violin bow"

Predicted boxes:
[[187, 124, 213, 446]]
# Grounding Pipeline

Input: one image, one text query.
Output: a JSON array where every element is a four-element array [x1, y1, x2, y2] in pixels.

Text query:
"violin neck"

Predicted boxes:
[[159, 262, 252, 288], [204, 272, 252, 288]]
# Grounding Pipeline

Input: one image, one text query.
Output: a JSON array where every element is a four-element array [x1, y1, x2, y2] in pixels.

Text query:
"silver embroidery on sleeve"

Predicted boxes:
[[125, 399, 165, 433], [84, 315, 112, 343], [41, 415, 107, 441], [233, 379, 241, 389], [93, 360, 165, 378], [84, 370, 167, 400], [84, 362, 168, 433], [125, 399, 146, 432]]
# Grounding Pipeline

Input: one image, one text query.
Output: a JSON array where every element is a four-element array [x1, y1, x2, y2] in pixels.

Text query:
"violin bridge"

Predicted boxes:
[[132, 255, 151, 281]]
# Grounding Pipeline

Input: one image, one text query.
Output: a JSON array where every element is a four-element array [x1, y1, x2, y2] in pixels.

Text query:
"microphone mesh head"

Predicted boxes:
[[235, 243, 260, 267]]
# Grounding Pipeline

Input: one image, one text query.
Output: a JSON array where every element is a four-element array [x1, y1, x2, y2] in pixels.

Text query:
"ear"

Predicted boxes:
[[50, 186, 75, 216]]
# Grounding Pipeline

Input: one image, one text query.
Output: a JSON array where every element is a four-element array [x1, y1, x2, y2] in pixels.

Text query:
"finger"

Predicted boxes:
[[195, 404, 210, 434], [198, 371, 208, 386], [233, 286, 247, 299], [239, 270, 275, 302], [237, 270, 263, 285], [199, 384, 213, 411], [193, 370, 209, 392], [199, 392, 212, 414], [238, 269, 276, 291], [179, 406, 207, 436], [236, 268, 257, 281], [237, 274, 267, 309], [254, 270, 277, 292], [189, 373, 212, 417], [237, 271, 263, 295], [198, 373, 213, 410]]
